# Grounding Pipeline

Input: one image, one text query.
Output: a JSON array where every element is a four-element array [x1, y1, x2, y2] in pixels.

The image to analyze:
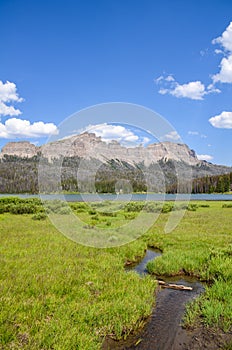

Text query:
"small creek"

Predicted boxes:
[[104, 249, 205, 350]]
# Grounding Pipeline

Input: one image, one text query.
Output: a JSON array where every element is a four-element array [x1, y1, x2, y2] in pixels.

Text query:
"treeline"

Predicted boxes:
[[0, 155, 231, 194], [192, 173, 232, 193], [0, 156, 147, 193]]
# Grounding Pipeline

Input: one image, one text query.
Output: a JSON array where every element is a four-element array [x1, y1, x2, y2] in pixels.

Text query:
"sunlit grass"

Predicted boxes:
[[0, 200, 232, 348], [0, 212, 155, 349], [145, 201, 232, 332]]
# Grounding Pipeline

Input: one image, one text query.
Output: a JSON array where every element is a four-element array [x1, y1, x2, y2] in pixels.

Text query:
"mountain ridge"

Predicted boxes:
[[0, 133, 231, 194], [0, 132, 202, 166]]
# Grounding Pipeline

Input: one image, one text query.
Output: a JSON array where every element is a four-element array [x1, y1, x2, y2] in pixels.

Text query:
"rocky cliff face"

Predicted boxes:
[[0, 132, 200, 166], [0, 133, 231, 194], [0, 141, 38, 158]]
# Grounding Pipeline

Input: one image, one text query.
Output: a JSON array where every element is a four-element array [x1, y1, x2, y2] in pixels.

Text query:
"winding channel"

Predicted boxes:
[[104, 249, 205, 350]]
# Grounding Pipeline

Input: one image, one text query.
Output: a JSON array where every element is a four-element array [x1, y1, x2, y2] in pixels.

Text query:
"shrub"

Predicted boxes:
[[187, 204, 198, 211], [0, 206, 5, 214], [69, 203, 88, 211], [44, 200, 70, 214], [144, 202, 160, 213], [125, 202, 144, 212], [100, 211, 117, 217], [88, 209, 97, 215], [124, 213, 136, 220], [222, 203, 232, 208], [161, 203, 173, 213], [9, 204, 37, 214], [57, 207, 71, 215], [32, 213, 47, 220]]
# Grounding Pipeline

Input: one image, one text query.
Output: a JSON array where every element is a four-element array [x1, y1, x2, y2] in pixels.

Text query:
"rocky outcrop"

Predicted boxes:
[[0, 141, 38, 158], [0, 132, 201, 166], [0, 133, 231, 194]]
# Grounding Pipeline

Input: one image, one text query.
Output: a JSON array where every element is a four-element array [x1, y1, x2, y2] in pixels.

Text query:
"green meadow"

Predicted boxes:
[[0, 198, 232, 349]]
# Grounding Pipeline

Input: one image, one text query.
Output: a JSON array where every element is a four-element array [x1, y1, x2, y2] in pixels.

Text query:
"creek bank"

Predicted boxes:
[[103, 249, 205, 349], [103, 277, 204, 350], [103, 248, 232, 349]]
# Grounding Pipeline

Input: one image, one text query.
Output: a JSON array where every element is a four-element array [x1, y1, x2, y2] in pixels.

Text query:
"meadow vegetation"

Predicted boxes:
[[0, 197, 231, 349]]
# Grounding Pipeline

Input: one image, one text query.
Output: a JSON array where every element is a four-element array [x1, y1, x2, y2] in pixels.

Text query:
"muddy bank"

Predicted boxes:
[[172, 324, 232, 350], [103, 249, 232, 350], [103, 277, 204, 350]]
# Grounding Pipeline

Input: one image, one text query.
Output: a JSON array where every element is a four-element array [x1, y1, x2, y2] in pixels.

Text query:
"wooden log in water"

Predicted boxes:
[[158, 280, 193, 291]]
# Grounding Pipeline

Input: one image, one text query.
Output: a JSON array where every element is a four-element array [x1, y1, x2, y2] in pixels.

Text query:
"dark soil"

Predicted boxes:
[[173, 324, 232, 349], [103, 322, 232, 350]]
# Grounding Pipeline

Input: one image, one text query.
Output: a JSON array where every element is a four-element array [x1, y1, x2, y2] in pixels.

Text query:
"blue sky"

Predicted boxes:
[[1, 0, 232, 165]]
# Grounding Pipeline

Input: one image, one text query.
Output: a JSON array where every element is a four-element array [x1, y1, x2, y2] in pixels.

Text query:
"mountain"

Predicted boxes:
[[0, 133, 231, 193], [0, 132, 199, 165]]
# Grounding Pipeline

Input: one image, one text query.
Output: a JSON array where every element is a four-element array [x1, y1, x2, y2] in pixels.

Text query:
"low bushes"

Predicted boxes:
[[222, 203, 232, 208], [32, 212, 47, 220], [0, 197, 41, 214]]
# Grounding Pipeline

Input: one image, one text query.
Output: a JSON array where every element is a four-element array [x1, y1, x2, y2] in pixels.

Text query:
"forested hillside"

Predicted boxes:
[[0, 155, 231, 194]]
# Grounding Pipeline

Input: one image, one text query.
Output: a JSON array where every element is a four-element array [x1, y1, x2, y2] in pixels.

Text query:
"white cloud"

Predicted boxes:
[[156, 23, 232, 100], [197, 154, 213, 161], [156, 75, 219, 100], [169, 81, 209, 100], [142, 136, 150, 145], [212, 22, 232, 83], [0, 118, 59, 138], [155, 75, 164, 83], [163, 131, 181, 141], [212, 55, 232, 83], [86, 123, 138, 143], [212, 22, 232, 52], [206, 84, 221, 93], [0, 80, 23, 116], [158, 88, 169, 95], [0, 102, 22, 117], [165, 75, 175, 82], [209, 111, 232, 129], [155, 74, 174, 83], [79, 123, 151, 147], [214, 49, 224, 55]]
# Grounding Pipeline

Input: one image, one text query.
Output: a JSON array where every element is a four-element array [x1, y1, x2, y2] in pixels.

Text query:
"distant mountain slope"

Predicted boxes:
[[0, 133, 231, 193], [0, 132, 200, 165]]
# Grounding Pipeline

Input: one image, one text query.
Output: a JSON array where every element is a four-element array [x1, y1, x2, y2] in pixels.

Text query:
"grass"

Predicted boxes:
[[0, 199, 232, 348], [0, 210, 155, 349], [145, 201, 232, 332]]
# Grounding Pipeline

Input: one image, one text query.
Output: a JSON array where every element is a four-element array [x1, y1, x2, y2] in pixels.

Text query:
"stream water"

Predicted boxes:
[[103, 249, 205, 350]]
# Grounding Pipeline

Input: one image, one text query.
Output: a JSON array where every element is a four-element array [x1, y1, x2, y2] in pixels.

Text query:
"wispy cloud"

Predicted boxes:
[[188, 131, 207, 138], [0, 80, 23, 117]]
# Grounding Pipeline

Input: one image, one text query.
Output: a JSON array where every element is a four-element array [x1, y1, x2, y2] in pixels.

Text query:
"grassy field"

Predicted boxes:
[[0, 199, 232, 349], [145, 202, 232, 332]]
